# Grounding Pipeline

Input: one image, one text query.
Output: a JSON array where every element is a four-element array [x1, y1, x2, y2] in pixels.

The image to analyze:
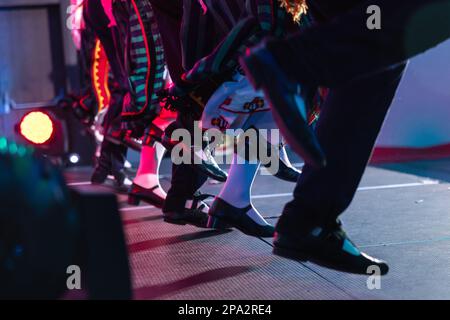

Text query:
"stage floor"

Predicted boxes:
[[65, 157, 450, 300]]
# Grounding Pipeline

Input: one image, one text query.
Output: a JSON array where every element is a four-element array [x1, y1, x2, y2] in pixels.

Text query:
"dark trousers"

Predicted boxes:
[[83, 0, 129, 133], [150, 0, 227, 81], [83, 0, 129, 169], [149, 0, 208, 212], [77, 26, 97, 113], [274, 0, 450, 233], [162, 112, 208, 213], [149, 0, 185, 85], [279, 64, 406, 234], [277, 0, 450, 87]]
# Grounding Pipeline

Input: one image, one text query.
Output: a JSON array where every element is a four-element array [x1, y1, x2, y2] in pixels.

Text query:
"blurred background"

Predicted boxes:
[[1, 0, 450, 166]]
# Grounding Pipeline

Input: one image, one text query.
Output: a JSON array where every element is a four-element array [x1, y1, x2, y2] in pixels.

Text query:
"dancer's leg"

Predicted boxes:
[[133, 143, 166, 198], [84, 0, 129, 186], [267, 0, 450, 87], [217, 154, 270, 227]]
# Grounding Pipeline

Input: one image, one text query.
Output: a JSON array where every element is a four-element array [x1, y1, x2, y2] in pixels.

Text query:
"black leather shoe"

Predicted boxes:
[[263, 156, 301, 183], [111, 169, 126, 187], [270, 160, 301, 182], [273, 221, 389, 275], [243, 131, 300, 183], [149, 126, 228, 183], [163, 209, 208, 228], [91, 141, 128, 189], [190, 146, 228, 182], [240, 41, 326, 168], [208, 197, 275, 238], [91, 152, 113, 185], [163, 193, 229, 229], [128, 183, 165, 208], [91, 167, 129, 191], [91, 167, 109, 185]]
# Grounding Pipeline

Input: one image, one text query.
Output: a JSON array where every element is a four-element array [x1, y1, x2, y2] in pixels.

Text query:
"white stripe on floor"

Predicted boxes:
[[358, 180, 438, 191], [118, 180, 440, 212], [67, 181, 92, 186], [250, 180, 439, 200], [121, 205, 156, 212]]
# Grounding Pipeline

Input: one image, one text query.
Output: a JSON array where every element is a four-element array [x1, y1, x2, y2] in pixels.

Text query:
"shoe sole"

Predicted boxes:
[[128, 194, 164, 209], [273, 170, 300, 183], [163, 217, 188, 226], [209, 215, 274, 238], [270, 160, 301, 183], [164, 216, 212, 229], [206, 215, 233, 230], [273, 245, 389, 275]]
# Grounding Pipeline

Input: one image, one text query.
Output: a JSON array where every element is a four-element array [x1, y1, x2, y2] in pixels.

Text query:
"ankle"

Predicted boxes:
[[133, 173, 160, 189], [217, 193, 250, 208]]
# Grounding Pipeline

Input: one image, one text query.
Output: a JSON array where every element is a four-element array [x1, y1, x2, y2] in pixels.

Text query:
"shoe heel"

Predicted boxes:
[[128, 194, 141, 206], [207, 216, 231, 230]]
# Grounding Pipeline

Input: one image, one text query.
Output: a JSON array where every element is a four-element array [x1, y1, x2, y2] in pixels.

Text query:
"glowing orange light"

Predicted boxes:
[[93, 39, 111, 112], [19, 111, 54, 144]]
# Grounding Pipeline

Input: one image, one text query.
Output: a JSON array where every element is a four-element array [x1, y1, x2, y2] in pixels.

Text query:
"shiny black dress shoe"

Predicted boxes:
[[244, 133, 301, 183], [240, 41, 326, 168], [273, 220, 389, 275], [163, 194, 216, 228], [164, 208, 208, 228], [272, 160, 301, 183], [208, 197, 275, 238], [91, 141, 128, 190], [91, 151, 131, 193], [91, 167, 129, 192], [91, 166, 110, 185], [128, 183, 165, 208], [147, 124, 228, 183], [263, 157, 301, 183], [190, 146, 228, 183], [91, 165, 126, 187]]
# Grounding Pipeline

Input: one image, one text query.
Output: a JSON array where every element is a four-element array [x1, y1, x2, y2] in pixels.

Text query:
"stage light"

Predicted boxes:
[[11, 108, 70, 161], [19, 111, 54, 145], [69, 153, 80, 164]]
